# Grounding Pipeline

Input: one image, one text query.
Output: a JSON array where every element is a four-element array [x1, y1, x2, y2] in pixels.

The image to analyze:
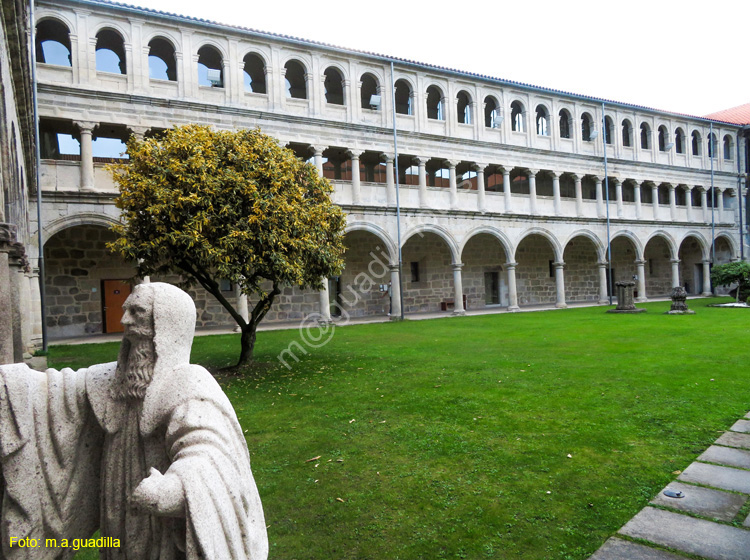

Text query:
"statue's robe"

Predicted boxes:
[[0, 361, 268, 560]]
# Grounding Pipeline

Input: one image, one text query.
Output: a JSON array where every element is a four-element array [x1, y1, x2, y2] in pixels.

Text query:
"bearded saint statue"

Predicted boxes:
[[0, 283, 268, 560]]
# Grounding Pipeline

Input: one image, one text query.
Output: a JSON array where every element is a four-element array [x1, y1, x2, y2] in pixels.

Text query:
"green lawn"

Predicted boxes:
[[58, 298, 750, 559]]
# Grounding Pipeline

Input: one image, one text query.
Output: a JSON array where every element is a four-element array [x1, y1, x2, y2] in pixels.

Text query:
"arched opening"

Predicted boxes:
[[515, 234, 557, 306], [658, 125, 668, 151], [456, 91, 471, 124], [581, 113, 593, 141], [197, 45, 223, 87], [510, 101, 524, 132], [609, 236, 638, 298], [678, 236, 706, 295], [535, 105, 549, 136], [723, 135, 733, 160], [644, 236, 673, 297], [691, 131, 701, 155], [509, 168, 529, 194], [95, 28, 126, 74], [426, 159, 450, 188], [148, 37, 176, 81], [563, 236, 601, 303], [324, 67, 344, 105], [461, 234, 509, 308], [360, 73, 379, 110], [243, 53, 266, 93], [426, 85, 444, 120], [484, 96, 499, 128], [402, 232, 455, 313], [640, 123, 650, 149], [284, 59, 306, 99], [394, 79, 412, 115], [92, 123, 130, 161], [559, 109, 571, 139], [675, 128, 685, 154], [39, 118, 80, 160], [604, 116, 614, 145], [708, 133, 718, 158], [36, 19, 72, 67], [621, 119, 632, 147]]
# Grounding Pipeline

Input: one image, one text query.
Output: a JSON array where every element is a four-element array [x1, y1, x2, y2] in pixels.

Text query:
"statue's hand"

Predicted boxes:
[[130, 467, 185, 517]]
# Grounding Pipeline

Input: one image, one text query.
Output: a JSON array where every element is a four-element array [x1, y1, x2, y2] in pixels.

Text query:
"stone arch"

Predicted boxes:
[[514, 227, 563, 262], [90, 21, 131, 44], [713, 233, 738, 260], [609, 232, 641, 296], [643, 233, 675, 297], [562, 229, 606, 261], [645, 230, 678, 260], [344, 221, 397, 263], [459, 227, 513, 261], [460, 229, 512, 309], [402, 225, 460, 264], [610, 230, 644, 260], [678, 233, 709, 295], [43, 212, 120, 241], [194, 39, 228, 60], [483, 94, 501, 128], [142, 29, 181, 51], [514, 231, 560, 306], [401, 227, 459, 313], [563, 232, 604, 303], [35, 12, 76, 34], [677, 230, 709, 260]]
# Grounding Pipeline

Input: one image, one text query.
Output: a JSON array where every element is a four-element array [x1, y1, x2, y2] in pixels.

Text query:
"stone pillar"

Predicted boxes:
[[503, 167, 512, 213], [685, 186, 693, 222], [634, 181, 642, 220], [598, 262, 609, 304], [651, 184, 660, 220], [700, 187, 709, 223], [129, 125, 149, 141], [19, 269, 33, 355], [384, 155, 395, 207], [313, 146, 325, 176], [551, 172, 561, 216], [234, 285, 249, 333], [553, 261, 567, 308], [0, 234, 13, 364], [635, 260, 647, 302], [447, 160, 459, 210], [417, 156, 428, 209], [29, 268, 43, 348], [527, 168, 538, 215], [668, 184, 677, 222], [715, 188, 724, 223], [614, 178, 623, 218], [505, 262, 519, 311], [701, 259, 712, 296], [452, 263, 465, 315], [670, 258, 680, 288], [348, 150, 362, 205], [573, 174, 583, 217], [319, 278, 332, 322], [75, 121, 97, 191], [389, 264, 401, 319], [595, 177, 604, 218], [475, 163, 486, 213], [7, 253, 23, 363]]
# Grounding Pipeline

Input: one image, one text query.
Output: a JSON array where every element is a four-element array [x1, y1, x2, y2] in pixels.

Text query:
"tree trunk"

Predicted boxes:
[[237, 325, 257, 367]]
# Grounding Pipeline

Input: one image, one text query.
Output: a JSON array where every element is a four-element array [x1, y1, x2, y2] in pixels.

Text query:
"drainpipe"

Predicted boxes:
[[390, 61, 404, 321], [602, 103, 613, 305], [710, 122, 715, 266], [738, 126, 749, 261]]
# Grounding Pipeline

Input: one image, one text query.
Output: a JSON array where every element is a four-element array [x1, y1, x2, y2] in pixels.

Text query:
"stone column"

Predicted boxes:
[[318, 279, 332, 322], [715, 188, 724, 223], [19, 270, 33, 354], [129, 125, 149, 142], [634, 181, 642, 220], [29, 268, 43, 348], [573, 174, 583, 217], [685, 186, 693, 222], [313, 146, 325, 176], [452, 263, 465, 315], [701, 260, 712, 296], [417, 156, 428, 209], [597, 261, 609, 304], [505, 262, 519, 311], [75, 121, 97, 191], [551, 172, 561, 216], [595, 177, 604, 218], [383, 155, 395, 207], [668, 184, 677, 222], [389, 264, 401, 319], [503, 167, 512, 213], [553, 261, 567, 308], [447, 160, 459, 210], [0, 233, 13, 364], [475, 163, 486, 213], [527, 168, 539, 215], [651, 184, 660, 220], [670, 259, 680, 288], [614, 178, 623, 218], [347, 150, 362, 205], [635, 260, 647, 302], [700, 187, 709, 223], [234, 285, 249, 333]]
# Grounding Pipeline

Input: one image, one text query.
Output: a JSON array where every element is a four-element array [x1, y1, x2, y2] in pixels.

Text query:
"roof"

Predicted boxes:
[[703, 104, 750, 125]]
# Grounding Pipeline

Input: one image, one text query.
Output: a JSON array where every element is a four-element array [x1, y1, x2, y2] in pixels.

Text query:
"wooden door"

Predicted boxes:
[[103, 280, 132, 333]]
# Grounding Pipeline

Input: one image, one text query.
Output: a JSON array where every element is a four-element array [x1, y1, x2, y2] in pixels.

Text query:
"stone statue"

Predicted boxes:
[[0, 283, 268, 559]]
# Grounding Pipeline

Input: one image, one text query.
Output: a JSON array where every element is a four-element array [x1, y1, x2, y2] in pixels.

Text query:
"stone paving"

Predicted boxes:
[[589, 411, 750, 560]]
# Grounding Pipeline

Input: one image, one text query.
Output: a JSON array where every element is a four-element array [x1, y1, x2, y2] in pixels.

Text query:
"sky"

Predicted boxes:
[[135, 0, 747, 117]]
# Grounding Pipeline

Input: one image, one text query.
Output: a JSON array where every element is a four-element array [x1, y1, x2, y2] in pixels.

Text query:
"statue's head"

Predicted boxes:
[[114, 282, 196, 400]]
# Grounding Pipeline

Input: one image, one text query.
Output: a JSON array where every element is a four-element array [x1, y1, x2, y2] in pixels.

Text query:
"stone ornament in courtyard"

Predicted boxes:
[[666, 286, 695, 315], [607, 281, 646, 314], [0, 283, 268, 559]]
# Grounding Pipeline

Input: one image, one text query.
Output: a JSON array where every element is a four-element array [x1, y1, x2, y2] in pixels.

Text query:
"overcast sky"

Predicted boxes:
[[141, 0, 748, 118]]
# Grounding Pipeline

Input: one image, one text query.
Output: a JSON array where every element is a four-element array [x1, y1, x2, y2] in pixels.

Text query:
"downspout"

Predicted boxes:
[[739, 125, 749, 261], [390, 61, 404, 321]]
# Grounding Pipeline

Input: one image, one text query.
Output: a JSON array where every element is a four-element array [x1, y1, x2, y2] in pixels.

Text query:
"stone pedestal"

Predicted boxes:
[[666, 286, 695, 315], [607, 281, 646, 314]]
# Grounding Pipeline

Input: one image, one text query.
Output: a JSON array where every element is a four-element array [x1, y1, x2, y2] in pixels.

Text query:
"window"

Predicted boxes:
[[484, 96, 499, 128], [284, 59, 306, 99], [197, 45, 223, 87], [426, 85, 444, 120], [394, 79, 412, 115], [410, 262, 420, 283], [581, 113, 593, 141], [675, 128, 685, 154], [692, 131, 701, 155], [360, 73, 379, 110], [559, 109, 571, 139], [723, 135, 733, 160], [708, 133, 717, 158], [457, 91, 472, 124], [148, 38, 176, 81], [604, 116, 613, 145], [39, 118, 80, 159], [621, 119, 632, 147], [510, 101, 524, 132], [658, 125, 668, 151], [535, 105, 549, 136], [243, 53, 266, 93], [640, 123, 650, 149], [95, 29, 126, 74], [36, 19, 72, 67], [323, 67, 344, 105]]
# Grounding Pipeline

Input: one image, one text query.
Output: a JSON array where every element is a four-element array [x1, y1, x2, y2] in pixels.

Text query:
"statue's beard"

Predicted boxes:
[[113, 336, 156, 401]]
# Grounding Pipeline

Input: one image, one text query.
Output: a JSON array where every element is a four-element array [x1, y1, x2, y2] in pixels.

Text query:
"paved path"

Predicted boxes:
[[589, 411, 750, 560]]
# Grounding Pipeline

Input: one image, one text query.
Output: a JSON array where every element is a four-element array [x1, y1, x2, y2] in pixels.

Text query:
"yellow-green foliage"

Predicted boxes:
[[108, 125, 346, 300]]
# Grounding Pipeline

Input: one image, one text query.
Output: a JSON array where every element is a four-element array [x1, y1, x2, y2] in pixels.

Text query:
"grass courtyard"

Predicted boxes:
[[57, 297, 750, 559]]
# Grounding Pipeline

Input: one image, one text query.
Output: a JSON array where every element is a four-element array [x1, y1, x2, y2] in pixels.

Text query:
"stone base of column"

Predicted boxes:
[[598, 298, 610, 305], [634, 297, 648, 303], [555, 303, 568, 309], [389, 315, 403, 322], [451, 309, 466, 316], [507, 305, 520, 312], [701, 291, 713, 297], [233, 325, 242, 333]]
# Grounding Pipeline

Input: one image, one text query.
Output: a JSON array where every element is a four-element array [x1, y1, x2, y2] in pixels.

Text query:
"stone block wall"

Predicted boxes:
[[644, 240, 672, 297], [515, 236, 556, 305], [461, 235, 508, 309], [563, 238, 600, 302], [401, 235, 454, 312], [678, 237, 705, 294], [335, 231, 391, 318]]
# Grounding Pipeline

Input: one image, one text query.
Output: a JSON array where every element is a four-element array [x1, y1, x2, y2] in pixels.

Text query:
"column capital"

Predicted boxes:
[[451, 262, 464, 271], [635, 259, 647, 266], [552, 261, 566, 269], [597, 261, 609, 268], [569, 173, 580, 181], [610, 177, 621, 186], [670, 258, 680, 264], [504, 261, 518, 269], [311, 145, 326, 156], [473, 162, 488, 172], [388, 263, 400, 272], [380, 153, 394, 163], [413, 156, 429, 165], [701, 259, 712, 265], [667, 183, 676, 191], [682, 184, 693, 192], [591, 175, 601, 183], [345, 149, 362, 160], [548, 170, 560, 179], [695, 185, 706, 193], [74, 120, 97, 132], [526, 167, 539, 176], [444, 159, 460, 168], [128, 125, 150, 139]]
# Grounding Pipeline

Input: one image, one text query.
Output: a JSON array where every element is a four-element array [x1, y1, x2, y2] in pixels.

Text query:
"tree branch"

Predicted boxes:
[[178, 259, 247, 329]]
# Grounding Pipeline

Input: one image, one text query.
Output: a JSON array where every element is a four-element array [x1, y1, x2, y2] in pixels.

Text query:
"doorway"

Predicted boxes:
[[102, 280, 132, 333]]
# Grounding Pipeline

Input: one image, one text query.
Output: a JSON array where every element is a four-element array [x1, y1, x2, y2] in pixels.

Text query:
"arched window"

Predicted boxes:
[[535, 105, 549, 136], [148, 37, 176, 81], [243, 53, 266, 93], [484, 96, 499, 128], [36, 19, 72, 67], [622, 119, 633, 147], [324, 67, 344, 105], [95, 28, 126, 74], [692, 131, 701, 155], [394, 79, 411, 115], [559, 109, 571, 139], [708, 133, 718, 158], [456, 91, 472, 124], [723, 135, 733, 160], [675, 128, 685, 154], [510, 101, 524, 132], [604, 116, 614, 145], [426, 85, 444, 120], [284, 60, 306, 99], [360, 73, 379, 110], [658, 125, 668, 151], [197, 45, 223, 87], [640, 123, 650, 149], [581, 113, 593, 141]]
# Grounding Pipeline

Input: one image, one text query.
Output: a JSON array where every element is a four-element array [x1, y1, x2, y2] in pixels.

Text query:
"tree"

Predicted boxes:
[[710, 261, 750, 302], [108, 125, 346, 366]]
